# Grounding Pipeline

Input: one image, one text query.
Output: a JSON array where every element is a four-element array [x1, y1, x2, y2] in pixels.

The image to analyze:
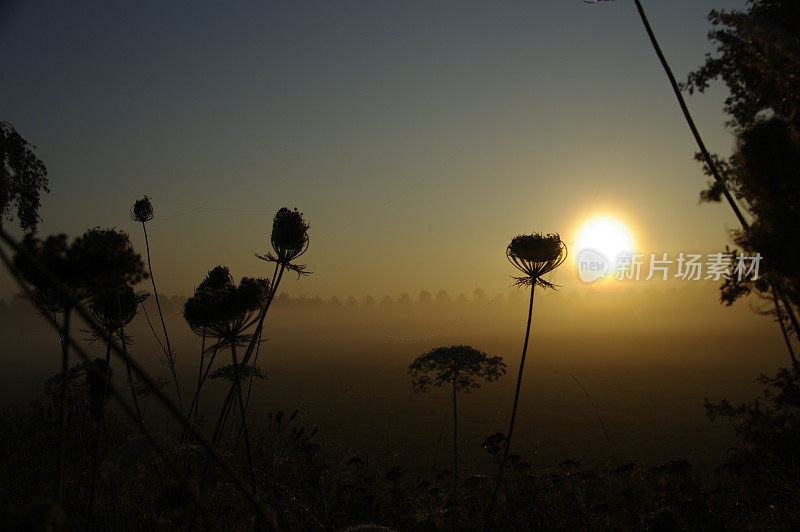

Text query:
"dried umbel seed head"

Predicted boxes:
[[68, 228, 146, 293], [89, 285, 140, 332], [506, 233, 567, 288], [196, 265, 234, 292], [29, 286, 65, 317], [130, 196, 154, 223], [183, 272, 269, 339], [271, 207, 309, 262], [508, 234, 563, 263]]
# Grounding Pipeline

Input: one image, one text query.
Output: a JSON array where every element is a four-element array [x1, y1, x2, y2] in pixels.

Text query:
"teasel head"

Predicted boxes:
[[184, 267, 270, 349], [256, 207, 311, 276], [130, 196, 154, 223], [506, 233, 567, 289]]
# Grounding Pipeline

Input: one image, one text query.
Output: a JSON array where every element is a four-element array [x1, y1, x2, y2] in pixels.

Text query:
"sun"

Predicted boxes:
[[574, 216, 634, 263]]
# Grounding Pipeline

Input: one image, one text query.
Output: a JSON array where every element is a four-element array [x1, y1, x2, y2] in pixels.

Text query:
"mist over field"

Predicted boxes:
[[1, 282, 785, 474]]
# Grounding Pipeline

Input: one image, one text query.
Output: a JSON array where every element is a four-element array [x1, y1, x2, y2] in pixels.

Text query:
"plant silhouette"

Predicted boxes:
[[184, 265, 269, 492], [408, 344, 505, 528], [211, 208, 310, 454], [485, 232, 566, 530], [131, 195, 184, 413]]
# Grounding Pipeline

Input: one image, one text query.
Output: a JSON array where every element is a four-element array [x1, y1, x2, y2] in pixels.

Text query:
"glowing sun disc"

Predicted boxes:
[[574, 216, 634, 263]]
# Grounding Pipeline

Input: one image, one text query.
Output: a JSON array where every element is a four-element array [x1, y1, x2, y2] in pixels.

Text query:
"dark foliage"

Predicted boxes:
[[0, 121, 49, 233]]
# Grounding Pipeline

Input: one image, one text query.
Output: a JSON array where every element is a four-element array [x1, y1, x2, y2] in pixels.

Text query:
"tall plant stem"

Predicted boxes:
[[632, 0, 800, 365], [116, 293, 143, 421], [451, 377, 458, 531], [141, 221, 183, 414], [121, 322, 143, 421], [54, 307, 71, 505], [229, 343, 258, 493], [485, 285, 535, 530]]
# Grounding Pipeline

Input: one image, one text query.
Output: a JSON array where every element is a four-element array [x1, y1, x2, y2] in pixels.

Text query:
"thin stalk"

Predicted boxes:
[[141, 221, 183, 414], [484, 285, 535, 530], [632, 0, 748, 228], [195, 327, 207, 418], [229, 343, 258, 493], [54, 307, 71, 505], [209, 262, 284, 451], [571, 374, 616, 463], [117, 293, 143, 422], [88, 415, 105, 519], [432, 407, 448, 471], [451, 376, 458, 531], [121, 326, 143, 422], [139, 299, 166, 355]]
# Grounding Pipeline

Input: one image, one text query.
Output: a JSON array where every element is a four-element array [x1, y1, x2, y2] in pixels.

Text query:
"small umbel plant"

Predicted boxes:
[[485, 233, 567, 529], [408, 345, 505, 526]]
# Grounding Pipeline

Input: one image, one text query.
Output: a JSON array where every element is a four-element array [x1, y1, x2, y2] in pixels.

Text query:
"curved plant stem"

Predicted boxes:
[[484, 285, 535, 530], [121, 321, 143, 422], [54, 307, 71, 505], [141, 221, 183, 414], [138, 299, 166, 355]]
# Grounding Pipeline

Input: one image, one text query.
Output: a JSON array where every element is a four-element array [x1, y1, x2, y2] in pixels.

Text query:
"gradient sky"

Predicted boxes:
[[1, 0, 750, 301]]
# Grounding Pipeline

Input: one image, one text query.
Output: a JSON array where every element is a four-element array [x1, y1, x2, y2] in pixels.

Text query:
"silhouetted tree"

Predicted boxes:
[[683, 0, 800, 370], [684, 0, 800, 133], [485, 233, 567, 528], [472, 288, 488, 304], [408, 345, 505, 526], [0, 121, 49, 233]]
